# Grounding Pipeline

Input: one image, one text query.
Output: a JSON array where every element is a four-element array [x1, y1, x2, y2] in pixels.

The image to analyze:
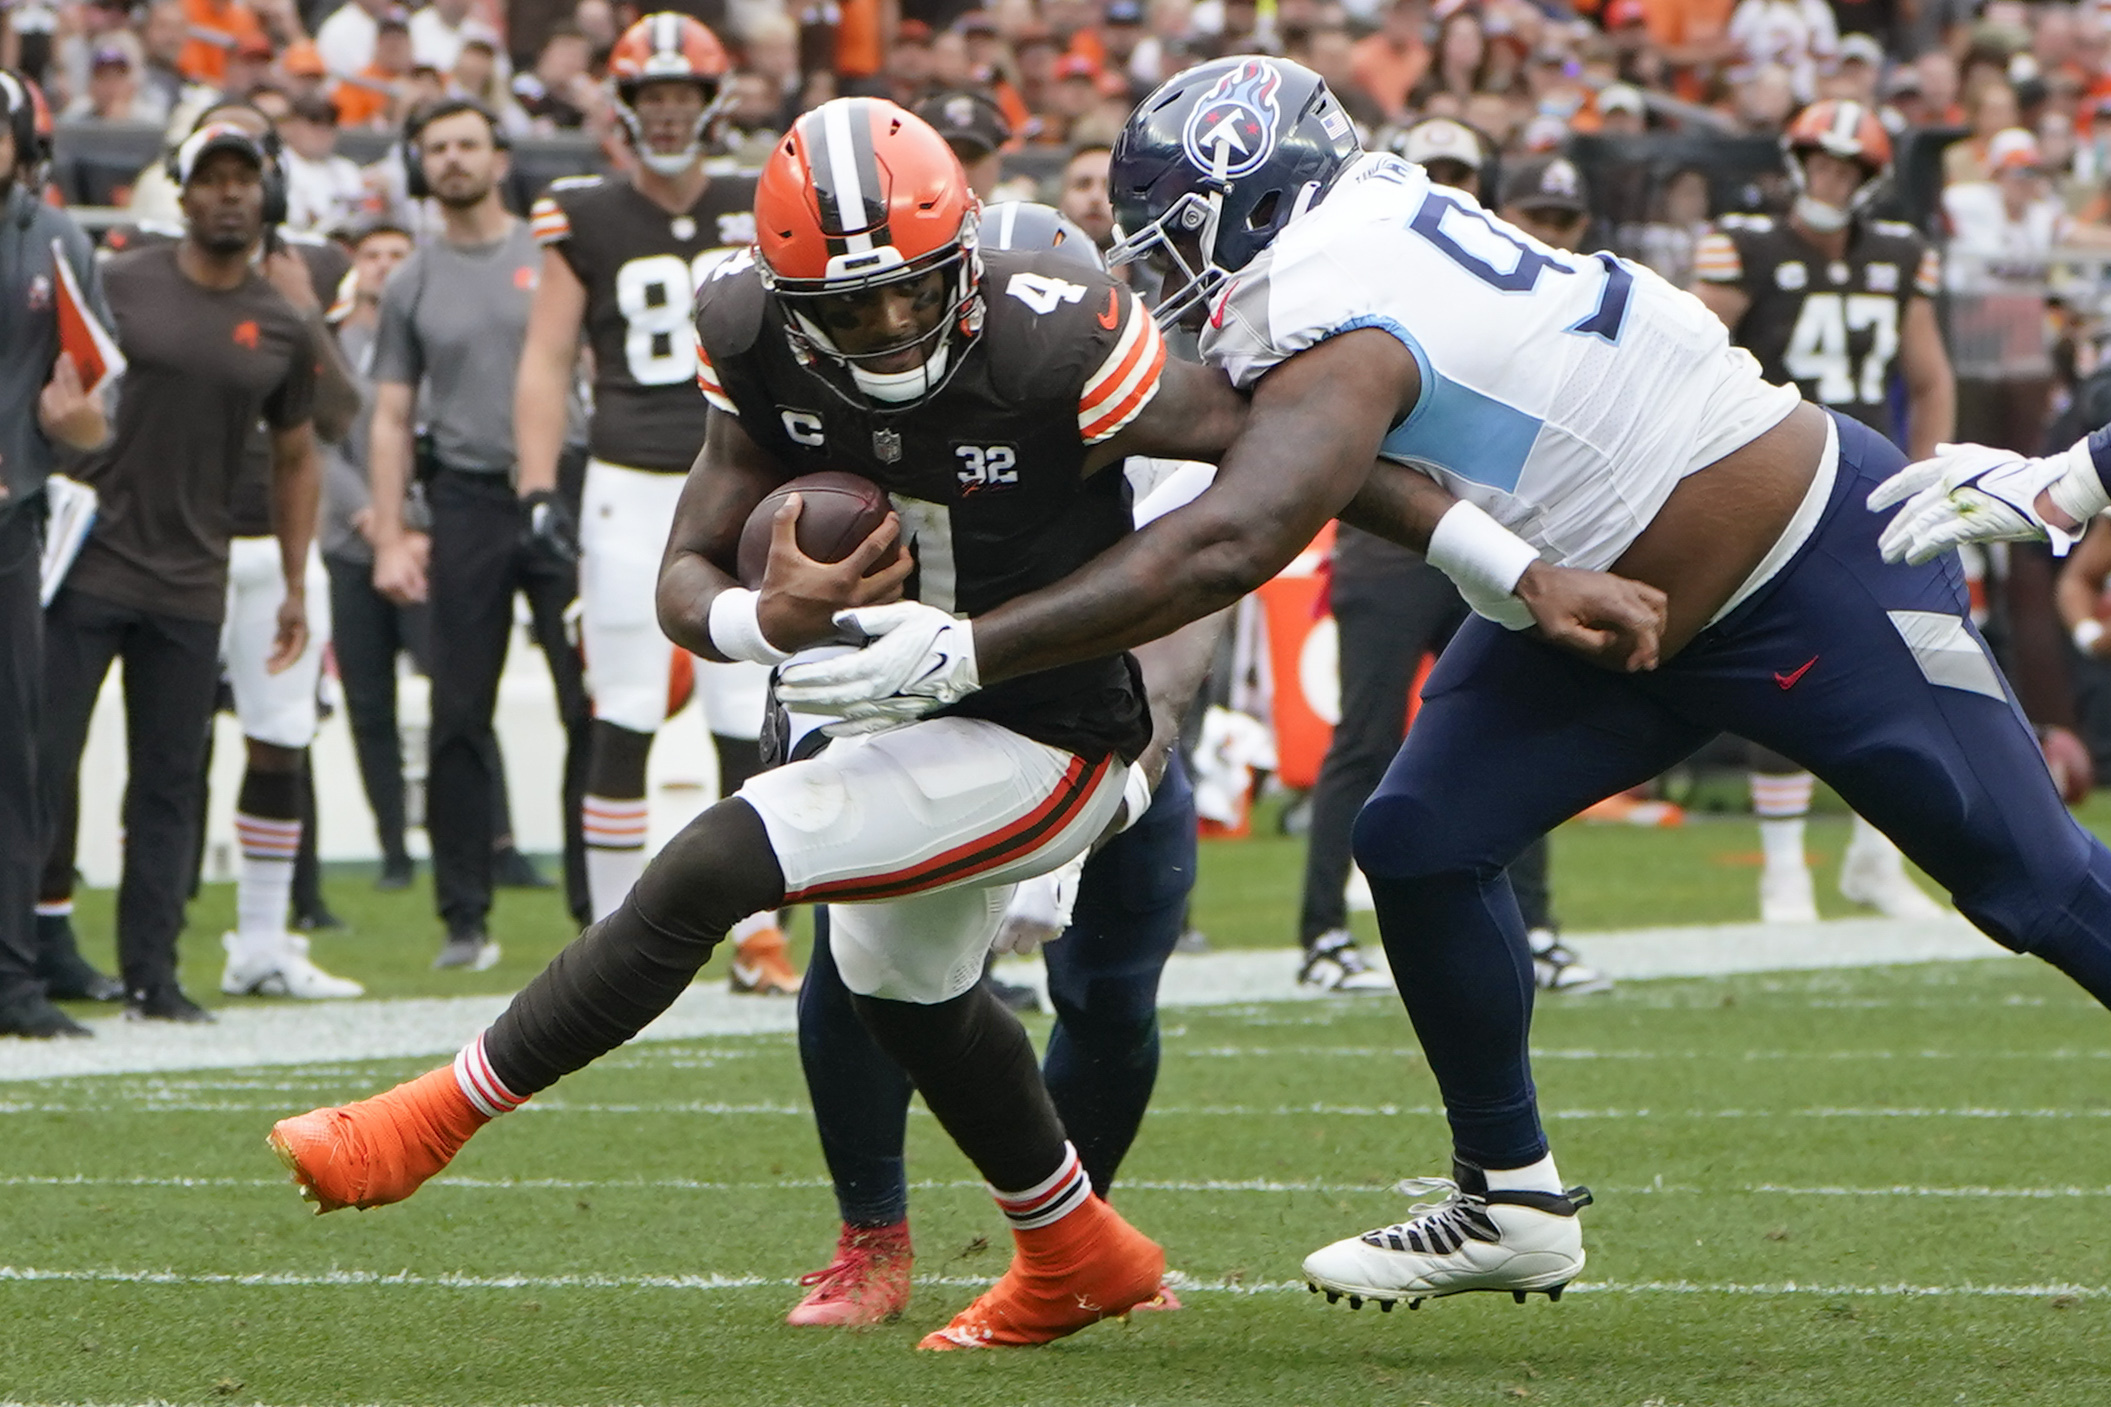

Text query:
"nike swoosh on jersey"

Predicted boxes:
[[1209, 280, 1239, 330], [1098, 288, 1120, 330], [1775, 656, 1818, 689]]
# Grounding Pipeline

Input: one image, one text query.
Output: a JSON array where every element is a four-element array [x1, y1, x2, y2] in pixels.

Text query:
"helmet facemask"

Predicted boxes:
[[765, 211, 984, 407]]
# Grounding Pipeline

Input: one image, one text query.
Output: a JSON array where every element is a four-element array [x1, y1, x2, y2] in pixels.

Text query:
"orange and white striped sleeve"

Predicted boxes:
[[1913, 245, 1941, 296], [1077, 288, 1167, 444], [528, 194, 572, 247], [693, 329, 737, 414], [1691, 229, 1743, 285]]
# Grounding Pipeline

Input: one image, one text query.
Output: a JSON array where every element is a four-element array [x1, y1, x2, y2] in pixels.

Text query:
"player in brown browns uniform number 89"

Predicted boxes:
[[269, 98, 1250, 1353], [513, 12, 794, 991], [1691, 98, 1957, 926]]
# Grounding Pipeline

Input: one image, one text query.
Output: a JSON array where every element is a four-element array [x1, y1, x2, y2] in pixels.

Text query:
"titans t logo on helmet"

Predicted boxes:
[[1180, 59, 1283, 180]]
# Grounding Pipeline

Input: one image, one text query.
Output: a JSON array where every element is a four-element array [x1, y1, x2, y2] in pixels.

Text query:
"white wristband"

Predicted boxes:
[[2075, 618, 2105, 656], [1426, 501, 1541, 603], [1117, 764, 1155, 833], [707, 588, 794, 666], [2047, 439, 2111, 533]]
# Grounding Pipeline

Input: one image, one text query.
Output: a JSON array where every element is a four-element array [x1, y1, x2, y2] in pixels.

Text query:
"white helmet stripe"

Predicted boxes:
[[820, 100, 875, 254], [654, 10, 679, 57]]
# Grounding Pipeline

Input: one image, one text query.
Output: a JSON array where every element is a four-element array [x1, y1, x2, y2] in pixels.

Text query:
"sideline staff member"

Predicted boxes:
[[367, 99, 590, 971], [0, 70, 113, 1039], [37, 122, 321, 1023]]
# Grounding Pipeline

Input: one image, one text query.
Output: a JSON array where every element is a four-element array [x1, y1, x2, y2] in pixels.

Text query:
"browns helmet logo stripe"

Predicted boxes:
[[807, 100, 892, 256]]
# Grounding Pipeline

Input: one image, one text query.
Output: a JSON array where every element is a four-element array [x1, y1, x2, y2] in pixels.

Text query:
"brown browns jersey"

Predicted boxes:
[[694, 248, 1170, 763], [68, 243, 317, 622], [529, 172, 758, 473], [1694, 212, 1939, 442], [100, 222, 351, 537]]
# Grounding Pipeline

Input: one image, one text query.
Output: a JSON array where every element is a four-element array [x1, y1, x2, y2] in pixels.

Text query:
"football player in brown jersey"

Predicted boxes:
[[1692, 99, 1954, 925], [511, 13, 801, 992]]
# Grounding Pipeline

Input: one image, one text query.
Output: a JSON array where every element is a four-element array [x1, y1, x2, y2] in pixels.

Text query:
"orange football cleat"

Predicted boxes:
[[728, 924, 802, 996], [786, 1220, 914, 1327], [918, 1196, 1165, 1350], [267, 1066, 488, 1214]]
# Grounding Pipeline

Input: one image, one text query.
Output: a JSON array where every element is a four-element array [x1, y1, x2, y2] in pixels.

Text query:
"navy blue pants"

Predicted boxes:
[[1353, 413, 2111, 1169], [797, 753, 1197, 1227]]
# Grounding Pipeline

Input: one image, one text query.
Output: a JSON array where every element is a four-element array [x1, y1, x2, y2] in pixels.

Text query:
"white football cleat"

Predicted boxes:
[[1758, 864, 1819, 924], [220, 933, 365, 1000], [1303, 1161, 1590, 1311], [1528, 930, 1612, 995], [1838, 821, 1943, 919], [1298, 930, 1392, 992]]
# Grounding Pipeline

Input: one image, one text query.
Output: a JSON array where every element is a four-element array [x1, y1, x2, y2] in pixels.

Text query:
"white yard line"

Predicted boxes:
[[0, 916, 2019, 1084], [3, 1264, 2103, 1300]]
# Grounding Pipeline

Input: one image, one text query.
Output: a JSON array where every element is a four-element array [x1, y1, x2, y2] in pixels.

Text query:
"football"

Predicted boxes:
[[736, 471, 899, 588]]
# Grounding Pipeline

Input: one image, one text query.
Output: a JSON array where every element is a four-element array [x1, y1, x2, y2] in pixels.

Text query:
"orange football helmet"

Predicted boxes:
[[1783, 99, 1892, 227], [755, 98, 983, 405], [608, 12, 731, 175]]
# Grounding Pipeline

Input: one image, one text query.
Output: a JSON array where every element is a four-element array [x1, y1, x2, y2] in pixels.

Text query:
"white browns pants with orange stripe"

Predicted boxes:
[[737, 717, 1130, 1003], [222, 536, 331, 750], [580, 458, 768, 739]]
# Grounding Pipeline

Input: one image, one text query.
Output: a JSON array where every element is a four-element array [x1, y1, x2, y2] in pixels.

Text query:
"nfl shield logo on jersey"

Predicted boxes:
[[1181, 58, 1282, 180]]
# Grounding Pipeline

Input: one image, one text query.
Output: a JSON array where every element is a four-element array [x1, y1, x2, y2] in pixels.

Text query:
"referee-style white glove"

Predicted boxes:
[[991, 852, 1086, 957], [1868, 441, 2084, 565], [775, 601, 980, 716]]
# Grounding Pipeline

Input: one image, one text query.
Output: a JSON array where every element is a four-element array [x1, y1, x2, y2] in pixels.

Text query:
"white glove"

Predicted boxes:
[[775, 601, 980, 716], [1868, 441, 2083, 565], [991, 853, 1086, 957]]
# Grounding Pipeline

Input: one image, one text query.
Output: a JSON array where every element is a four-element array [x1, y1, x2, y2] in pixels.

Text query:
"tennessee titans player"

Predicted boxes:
[[778, 56, 2111, 1310]]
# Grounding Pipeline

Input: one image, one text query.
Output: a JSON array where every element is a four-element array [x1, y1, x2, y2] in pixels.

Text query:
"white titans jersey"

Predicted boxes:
[[1201, 154, 1800, 571]]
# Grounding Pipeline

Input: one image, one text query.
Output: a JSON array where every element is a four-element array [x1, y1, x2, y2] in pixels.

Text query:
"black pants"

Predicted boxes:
[[0, 507, 43, 1006], [1298, 556, 1551, 942], [38, 588, 220, 994], [328, 551, 534, 868], [425, 470, 589, 932]]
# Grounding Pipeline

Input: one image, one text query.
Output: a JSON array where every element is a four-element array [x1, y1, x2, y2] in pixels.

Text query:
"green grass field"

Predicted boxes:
[[8, 803, 2111, 1405]]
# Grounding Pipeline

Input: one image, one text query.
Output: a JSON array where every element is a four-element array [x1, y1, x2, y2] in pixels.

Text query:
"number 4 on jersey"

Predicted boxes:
[[1006, 272, 1088, 315]]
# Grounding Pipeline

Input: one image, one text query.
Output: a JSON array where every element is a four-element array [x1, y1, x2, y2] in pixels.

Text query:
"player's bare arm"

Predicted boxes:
[[968, 328, 1408, 682], [2056, 521, 2111, 659], [1087, 356, 1249, 470], [513, 247, 587, 498], [657, 409, 908, 662], [266, 418, 320, 672], [1898, 297, 1954, 461], [365, 379, 426, 604]]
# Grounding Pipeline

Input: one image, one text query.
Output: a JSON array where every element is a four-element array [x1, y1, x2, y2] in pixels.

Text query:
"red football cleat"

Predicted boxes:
[[785, 1221, 913, 1326]]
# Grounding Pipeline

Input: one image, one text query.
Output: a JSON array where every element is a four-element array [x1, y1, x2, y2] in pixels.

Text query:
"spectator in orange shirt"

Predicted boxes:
[[1641, 0, 1736, 102], [1352, 0, 1430, 126], [180, 0, 267, 86], [333, 14, 411, 128]]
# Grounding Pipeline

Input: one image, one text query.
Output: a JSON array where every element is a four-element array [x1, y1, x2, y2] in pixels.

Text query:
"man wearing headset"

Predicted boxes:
[[38, 100, 364, 1007], [37, 119, 324, 1022], [366, 98, 592, 972], [0, 69, 113, 1038]]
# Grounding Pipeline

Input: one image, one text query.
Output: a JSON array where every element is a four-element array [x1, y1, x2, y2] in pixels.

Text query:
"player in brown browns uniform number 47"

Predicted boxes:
[[1691, 98, 1958, 927], [269, 97, 1250, 1352], [512, 12, 795, 992]]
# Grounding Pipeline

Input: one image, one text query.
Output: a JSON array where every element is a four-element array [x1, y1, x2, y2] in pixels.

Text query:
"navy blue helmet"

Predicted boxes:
[[1107, 56, 1360, 325], [978, 200, 1105, 273]]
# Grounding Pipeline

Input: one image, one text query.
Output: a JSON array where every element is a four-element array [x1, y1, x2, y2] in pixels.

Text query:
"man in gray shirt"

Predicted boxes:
[[366, 98, 589, 970]]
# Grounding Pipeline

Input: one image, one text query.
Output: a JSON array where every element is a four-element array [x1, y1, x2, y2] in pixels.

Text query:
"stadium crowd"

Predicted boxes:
[[10, 0, 2111, 1032]]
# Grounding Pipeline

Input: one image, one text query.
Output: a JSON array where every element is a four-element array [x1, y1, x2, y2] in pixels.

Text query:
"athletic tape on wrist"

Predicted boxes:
[[1117, 765, 1154, 833], [2048, 439, 2111, 531], [1426, 501, 1541, 603], [2076, 618, 2105, 656], [707, 588, 793, 667]]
